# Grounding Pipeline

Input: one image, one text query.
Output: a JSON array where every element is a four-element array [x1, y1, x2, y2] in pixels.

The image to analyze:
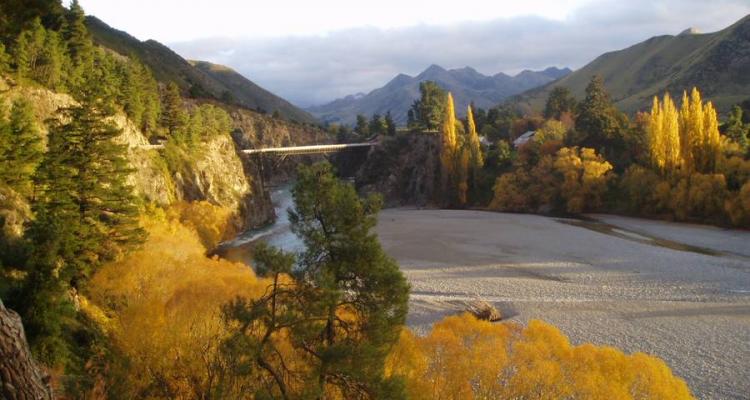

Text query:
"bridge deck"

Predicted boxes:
[[241, 142, 376, 155]]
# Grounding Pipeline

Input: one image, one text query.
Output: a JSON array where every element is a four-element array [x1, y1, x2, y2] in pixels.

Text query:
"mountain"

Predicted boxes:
[[85, 16, 317, 124], [307, 65, 571, 125], [512, 14, 750, 115]]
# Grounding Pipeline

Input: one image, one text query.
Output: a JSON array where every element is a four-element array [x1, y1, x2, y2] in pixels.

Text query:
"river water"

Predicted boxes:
[[223, 185, 303, 260]]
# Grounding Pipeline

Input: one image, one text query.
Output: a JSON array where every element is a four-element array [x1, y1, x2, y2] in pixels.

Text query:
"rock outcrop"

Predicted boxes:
[[355, 133, 441, 207]]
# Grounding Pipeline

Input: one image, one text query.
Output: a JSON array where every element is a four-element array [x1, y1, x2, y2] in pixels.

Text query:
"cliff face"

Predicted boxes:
[[355, 133, 441, 207]]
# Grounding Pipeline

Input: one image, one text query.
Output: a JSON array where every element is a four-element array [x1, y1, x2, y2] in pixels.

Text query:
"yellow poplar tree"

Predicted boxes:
[[662, 94, 682, 173], [440, 92, 458, 203], [678, 88, 720, 173], [700, 100, 720, 172], [465, 106, 484, 199], [648, 96, 666, 171]]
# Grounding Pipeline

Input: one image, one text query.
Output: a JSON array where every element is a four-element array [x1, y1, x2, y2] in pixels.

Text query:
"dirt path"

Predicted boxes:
[[376, 209, 750, 400]]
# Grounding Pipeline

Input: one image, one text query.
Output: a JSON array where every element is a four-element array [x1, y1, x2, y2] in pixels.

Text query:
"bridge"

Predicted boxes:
[[138, 141, 378, 156], [240, 141, 377, 156]]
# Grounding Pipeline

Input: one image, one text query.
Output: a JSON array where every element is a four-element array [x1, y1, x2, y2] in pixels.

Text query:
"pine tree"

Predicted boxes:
[[61, 0, 92, 68], [725, 105, 748, 149], [13, 18, 46, 80], [544, 86, 577, 119], [161, 82, 185, 136], [575, 75, 624, 155], [385, 111, 396, 136], [0, 42, 10, 73], [0, 99, 43, 197], [224, 162, 410, 399]]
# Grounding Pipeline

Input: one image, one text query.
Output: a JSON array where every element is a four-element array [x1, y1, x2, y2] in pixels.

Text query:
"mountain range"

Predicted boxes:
[[307, 65, 571, 125], [85, 16, 318, 125], [512, 14, 750, 115]]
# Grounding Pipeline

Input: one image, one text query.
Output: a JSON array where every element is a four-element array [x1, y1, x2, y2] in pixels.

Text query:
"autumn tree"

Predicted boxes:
[[440, 92, 459, 205], [648, 93, 682, 174], [465, 105, 484, 201], [678, 88, 720, 173]]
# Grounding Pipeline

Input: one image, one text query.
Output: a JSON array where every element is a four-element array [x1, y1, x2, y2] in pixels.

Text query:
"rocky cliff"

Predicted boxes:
[[355, 133, 441, 207], [0, 76, 327, 233]]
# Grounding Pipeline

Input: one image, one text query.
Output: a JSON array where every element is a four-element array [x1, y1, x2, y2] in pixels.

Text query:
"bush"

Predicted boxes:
[[387, 314, 694, 400]]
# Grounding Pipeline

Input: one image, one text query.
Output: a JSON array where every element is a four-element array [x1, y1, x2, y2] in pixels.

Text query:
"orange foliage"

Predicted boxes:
[[388, 314, 694, 400], [167, 201, 237, 249]]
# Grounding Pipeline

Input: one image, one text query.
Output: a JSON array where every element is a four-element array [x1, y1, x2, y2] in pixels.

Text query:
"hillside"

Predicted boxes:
[[308, 65, 571, 125], [191, 61, 316, 124], [85, 16, 317, 124], [512, 14, 750, 115]]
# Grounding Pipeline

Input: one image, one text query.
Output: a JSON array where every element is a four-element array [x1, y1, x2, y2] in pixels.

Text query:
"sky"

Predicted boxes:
[[76, 0, 750, 107]]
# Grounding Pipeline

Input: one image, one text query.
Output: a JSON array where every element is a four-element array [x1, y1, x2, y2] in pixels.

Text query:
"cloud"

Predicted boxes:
[[170, 0, 750, 107]]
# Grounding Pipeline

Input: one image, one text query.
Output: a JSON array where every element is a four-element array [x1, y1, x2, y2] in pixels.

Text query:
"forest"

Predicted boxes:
[[0, 1, 736, 399]]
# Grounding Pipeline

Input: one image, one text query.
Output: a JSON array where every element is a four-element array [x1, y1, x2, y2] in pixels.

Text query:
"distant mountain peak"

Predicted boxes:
[[308, 64, 570, 125], [679, 27, 701, 36]]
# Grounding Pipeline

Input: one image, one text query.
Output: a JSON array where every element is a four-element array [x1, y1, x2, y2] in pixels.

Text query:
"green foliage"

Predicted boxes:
[[13, 18, 65, 89], [0, 99, 44, 197], [0, 0, 64, 44], [161, 81, 185, 136], [61, 0, 91, 68], [224, 162, 410, 398], [355, 113, 369, 136], [385, 111, 397, 136], [574, 75, 628, 159], [369, 113, 388, 136], [724, 105, 748, 151], [409, 81, 447, 130], [0, 42, 10, 73], [117, 59, 161, 134], [544, 86, 577, 119]]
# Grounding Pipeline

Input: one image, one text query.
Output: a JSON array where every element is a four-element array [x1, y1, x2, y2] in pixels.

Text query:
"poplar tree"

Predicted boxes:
[[466, 105, 484, 199], [677, 88, 721, 173], [662, 94, 682, 173], [440, 92, 458, 204]]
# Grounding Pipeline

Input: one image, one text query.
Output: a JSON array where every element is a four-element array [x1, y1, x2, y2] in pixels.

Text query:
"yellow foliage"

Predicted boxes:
[[167, 201, 237, 249], [388, 314, 694, 400], [87, 207, 268, 398], [554, 147, 613, 213], [725, 182, 750, 227]]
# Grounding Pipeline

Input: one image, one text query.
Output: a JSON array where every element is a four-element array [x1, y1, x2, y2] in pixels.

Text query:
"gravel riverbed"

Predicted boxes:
[[376, 209, 750, 400]]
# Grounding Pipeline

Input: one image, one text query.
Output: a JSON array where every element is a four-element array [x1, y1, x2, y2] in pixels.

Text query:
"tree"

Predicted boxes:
[[409, 81, 446, 130], [61, 0, 92, 70], [440, 92, 459, 205], [369, 113, 387, 136], [575, 75, 625, 156], [0, 99, 43, 197], [223, 162, 410, 399], [648, 94, 681, 174], [544, 86, 577, 119], [385, 111, 396, 136], [724, 105, 748, 150], [161, 82, 185, 136], [355, 114, 370, 136], [465, 105, 484, 200], [0, 42, 10, 74]]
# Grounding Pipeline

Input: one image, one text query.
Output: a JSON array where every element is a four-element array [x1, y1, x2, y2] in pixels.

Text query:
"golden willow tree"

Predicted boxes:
[[649, 88, 721, 175]]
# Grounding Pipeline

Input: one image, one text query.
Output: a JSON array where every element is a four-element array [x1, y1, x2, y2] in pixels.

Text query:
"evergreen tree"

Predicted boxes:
[[0, 42, 10, 73], [409, 81, 447, 130], [355, 114, 369, 136], [575, 75, 625, 155], [385, 111, 396, 136], [369, 113, 387, 136], [725, 105, 748, 150], [13, 19, 64, 89], [224, 162, 409, 399], [544, 86, 577, 119], [61, 0, 92, 68], [0, 99, 43, 197], [161, 82, 185, 136]]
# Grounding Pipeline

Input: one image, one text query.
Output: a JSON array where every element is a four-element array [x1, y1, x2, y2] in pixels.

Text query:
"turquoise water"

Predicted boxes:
[[227, 185, 304, 254]]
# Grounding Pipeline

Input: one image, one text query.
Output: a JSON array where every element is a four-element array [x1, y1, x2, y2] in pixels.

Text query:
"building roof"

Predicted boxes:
[[513, 130, 536, 147]]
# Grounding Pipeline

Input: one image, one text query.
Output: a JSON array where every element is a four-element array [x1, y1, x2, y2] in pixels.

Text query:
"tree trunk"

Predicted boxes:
[[0, 299, 54, 400]]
